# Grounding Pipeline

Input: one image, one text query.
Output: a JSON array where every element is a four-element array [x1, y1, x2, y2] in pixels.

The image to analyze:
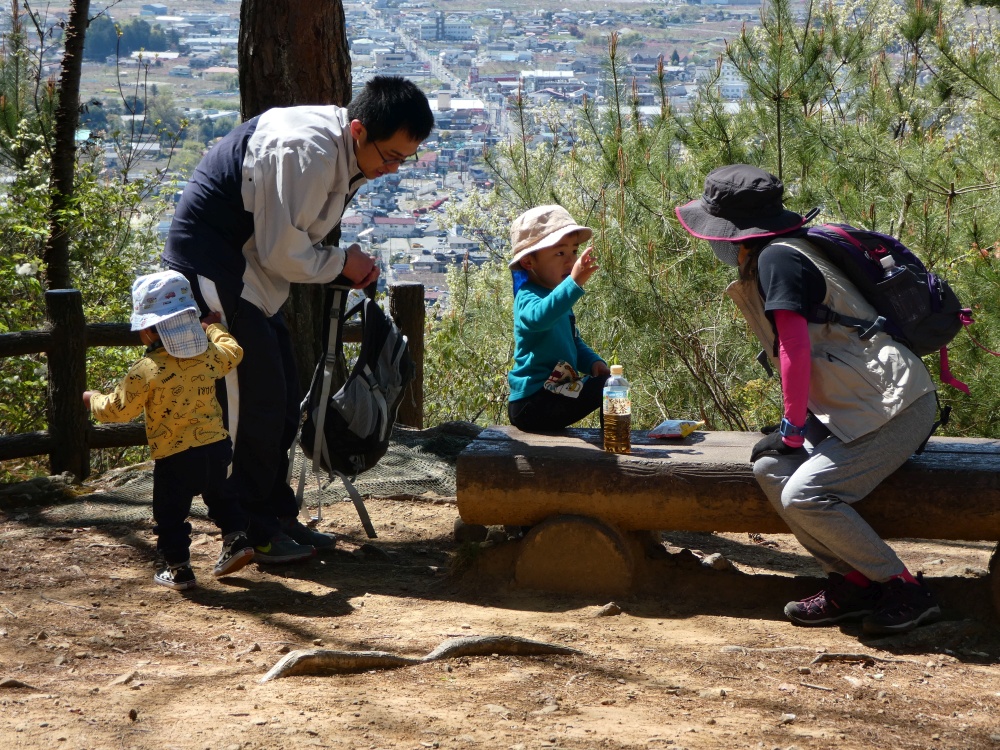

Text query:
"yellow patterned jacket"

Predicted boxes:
[[90, 324, 242, 459]]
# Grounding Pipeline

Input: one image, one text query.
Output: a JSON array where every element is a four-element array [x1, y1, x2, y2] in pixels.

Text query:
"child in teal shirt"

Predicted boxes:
[[507, 205, 611, 432]]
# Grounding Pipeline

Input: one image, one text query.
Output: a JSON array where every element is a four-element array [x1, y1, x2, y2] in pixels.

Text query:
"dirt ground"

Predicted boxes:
[[1, 467, 999, 750]]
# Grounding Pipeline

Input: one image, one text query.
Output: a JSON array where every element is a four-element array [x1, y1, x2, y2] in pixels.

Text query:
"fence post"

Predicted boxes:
[[46, 289, 89, 481], [389, 282, 424, 429]]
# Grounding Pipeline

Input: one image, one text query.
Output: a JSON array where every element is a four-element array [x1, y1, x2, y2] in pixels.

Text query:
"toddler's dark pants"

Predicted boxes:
[[153, 438, 247, 565], [508, 374, 608, 433]]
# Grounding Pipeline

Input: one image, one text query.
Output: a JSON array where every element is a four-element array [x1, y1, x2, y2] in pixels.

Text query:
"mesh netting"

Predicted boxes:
[[22, 422, 481, 527]]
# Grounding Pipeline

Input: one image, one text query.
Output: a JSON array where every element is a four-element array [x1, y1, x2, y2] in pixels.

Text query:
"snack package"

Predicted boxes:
[[542, 360, 587, 398], [648, 419, 705, 439]]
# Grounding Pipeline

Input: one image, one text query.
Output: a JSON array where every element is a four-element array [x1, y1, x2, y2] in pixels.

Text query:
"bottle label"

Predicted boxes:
[[603, 389, 631, 415]]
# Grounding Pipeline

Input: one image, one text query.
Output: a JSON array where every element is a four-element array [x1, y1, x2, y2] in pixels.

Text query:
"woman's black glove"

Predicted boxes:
[[750, 431, 806, 463]]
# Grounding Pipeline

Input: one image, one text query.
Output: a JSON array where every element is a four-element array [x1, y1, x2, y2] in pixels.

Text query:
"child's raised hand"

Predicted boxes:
[[570, 245, 599, 287], [201, 311, 222, 330]]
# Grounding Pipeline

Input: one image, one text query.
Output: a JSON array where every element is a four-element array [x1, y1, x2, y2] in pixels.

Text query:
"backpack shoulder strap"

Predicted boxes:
[[796, 228, 889, 339], [310, 285, 351, 478], [288, 284, 352, 516], [809, 304, 889, 341]]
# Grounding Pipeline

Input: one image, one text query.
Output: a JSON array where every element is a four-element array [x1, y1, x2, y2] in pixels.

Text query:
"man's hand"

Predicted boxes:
[[591, 360, 611, 378], [342, 244, 381, 289], [750, 431, 806, 463], [200, 311, 222, 330]]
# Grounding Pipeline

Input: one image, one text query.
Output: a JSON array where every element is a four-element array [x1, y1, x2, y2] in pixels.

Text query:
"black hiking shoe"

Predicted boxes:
[[279, 517, 337, 550], [213, 532, 255, 578], [862, 573, 941, 635], [784, 573, 882, 626], [154, 562, 197, 591]]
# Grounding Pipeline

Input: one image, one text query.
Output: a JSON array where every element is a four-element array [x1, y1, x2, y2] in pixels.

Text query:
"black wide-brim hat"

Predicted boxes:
[[675, 164, 817, 265]]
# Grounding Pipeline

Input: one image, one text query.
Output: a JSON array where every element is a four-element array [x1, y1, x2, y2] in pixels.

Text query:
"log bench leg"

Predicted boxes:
[[989, 542, 1000, 619], [514, 514, 638, 596]]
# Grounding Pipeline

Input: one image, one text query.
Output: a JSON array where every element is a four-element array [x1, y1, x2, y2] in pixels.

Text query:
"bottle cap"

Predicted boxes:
[[880, 256, 895, 271], [610, 364, 623, 376]]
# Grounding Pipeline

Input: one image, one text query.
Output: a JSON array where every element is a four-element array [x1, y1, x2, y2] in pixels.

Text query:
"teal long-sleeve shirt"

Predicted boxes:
[[508, 277, 603, 402]]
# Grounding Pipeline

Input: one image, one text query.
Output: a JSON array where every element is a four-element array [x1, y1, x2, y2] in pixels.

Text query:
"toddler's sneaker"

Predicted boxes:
[[862, 573, 941, 635], [279, 516, 337, 550], [784, 573, 882, 625], [254, 532, 315, 564], [154, 561, 197, 591], [213, 532, 255, 577]]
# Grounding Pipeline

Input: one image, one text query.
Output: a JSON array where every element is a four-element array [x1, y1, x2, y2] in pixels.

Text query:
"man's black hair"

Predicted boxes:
[[347, 75, 434, 143]]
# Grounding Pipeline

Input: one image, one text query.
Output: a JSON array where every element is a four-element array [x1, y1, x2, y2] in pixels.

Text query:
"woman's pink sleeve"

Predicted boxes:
[[774, 308, 810, 448]]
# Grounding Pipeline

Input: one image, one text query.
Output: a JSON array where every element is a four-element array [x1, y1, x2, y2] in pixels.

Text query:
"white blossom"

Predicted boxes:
[[15, 262, 38, 276]]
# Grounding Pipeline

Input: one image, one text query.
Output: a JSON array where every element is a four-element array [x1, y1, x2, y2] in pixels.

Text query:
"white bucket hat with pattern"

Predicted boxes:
[[130, 270, 207, 359]]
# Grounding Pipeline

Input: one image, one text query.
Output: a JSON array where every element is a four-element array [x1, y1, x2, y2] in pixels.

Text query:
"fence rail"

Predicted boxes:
[[0, 283, 425, 480]]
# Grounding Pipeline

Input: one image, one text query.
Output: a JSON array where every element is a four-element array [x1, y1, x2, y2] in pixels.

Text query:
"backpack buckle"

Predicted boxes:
[[858, 315, 887, 340]]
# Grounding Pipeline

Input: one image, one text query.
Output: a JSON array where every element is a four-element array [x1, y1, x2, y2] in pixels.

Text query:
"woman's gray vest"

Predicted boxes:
[[726, 238, 935, 444]]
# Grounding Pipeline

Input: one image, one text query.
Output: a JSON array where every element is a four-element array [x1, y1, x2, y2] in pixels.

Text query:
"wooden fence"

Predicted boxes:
[[0, 282, 425, 482]]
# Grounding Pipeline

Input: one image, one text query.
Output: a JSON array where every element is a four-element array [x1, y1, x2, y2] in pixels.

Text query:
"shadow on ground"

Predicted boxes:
[[2, 425, 997, 665]]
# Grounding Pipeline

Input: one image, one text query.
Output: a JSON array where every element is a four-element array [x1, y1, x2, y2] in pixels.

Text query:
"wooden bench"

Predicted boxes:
[[456, 427, 1000, 611]]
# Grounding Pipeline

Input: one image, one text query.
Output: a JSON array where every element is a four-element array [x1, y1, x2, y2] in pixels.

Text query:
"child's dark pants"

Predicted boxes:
[[508, 374, 608, 433], [153, 438, 247, 565]]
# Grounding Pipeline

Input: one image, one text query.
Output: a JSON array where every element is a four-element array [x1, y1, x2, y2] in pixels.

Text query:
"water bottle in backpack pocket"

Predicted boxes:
[[875, 255, 940, 335]]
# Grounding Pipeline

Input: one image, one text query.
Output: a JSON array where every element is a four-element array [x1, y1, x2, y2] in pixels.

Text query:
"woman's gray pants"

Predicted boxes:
[[752, 392, 937, 582]]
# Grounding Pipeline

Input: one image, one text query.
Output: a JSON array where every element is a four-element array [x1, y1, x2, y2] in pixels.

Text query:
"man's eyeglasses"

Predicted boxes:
[[372, 140, 419, 167]]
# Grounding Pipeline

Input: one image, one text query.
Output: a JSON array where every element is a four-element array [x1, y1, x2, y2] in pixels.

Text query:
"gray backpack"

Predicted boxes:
[[292, 283, 414, 537]]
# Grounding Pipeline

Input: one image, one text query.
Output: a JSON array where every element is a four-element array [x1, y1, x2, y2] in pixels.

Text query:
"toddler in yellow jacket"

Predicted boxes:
[[84, 270, 252, 590]]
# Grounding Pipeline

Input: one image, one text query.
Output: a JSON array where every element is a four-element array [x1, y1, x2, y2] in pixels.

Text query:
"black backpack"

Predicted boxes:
[[802, 224, 972, 393], [292, 282, 414, 537]]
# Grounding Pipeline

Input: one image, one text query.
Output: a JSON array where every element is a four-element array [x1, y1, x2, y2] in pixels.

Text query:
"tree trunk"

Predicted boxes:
[[239, 0, 351, 116], [239, 0, 352, 393], [41, 0, 91, 480], [46, 289, 89, 480], [43, 0, 90, 291]]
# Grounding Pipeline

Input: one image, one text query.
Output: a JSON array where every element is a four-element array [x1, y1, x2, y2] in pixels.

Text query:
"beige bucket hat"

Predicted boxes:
[[509, 205, 593, 269]]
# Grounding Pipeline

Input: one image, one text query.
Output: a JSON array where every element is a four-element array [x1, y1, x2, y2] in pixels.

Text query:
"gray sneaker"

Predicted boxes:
[[253, 533, 315, 564], [279, 517, 337, 550]]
